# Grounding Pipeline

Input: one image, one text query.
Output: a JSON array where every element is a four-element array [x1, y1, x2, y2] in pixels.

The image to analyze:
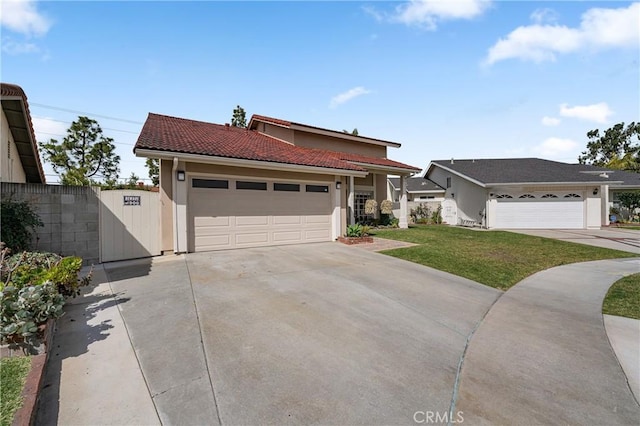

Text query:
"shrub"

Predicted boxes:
[[46, 256, 92, 298], [390, 217, 400, 228], [0, 198, 43, 252], [346, 224, 364, 238], [380, 199, 394, 215], [410, 203, 431, 224], [364, 199, 378, 215], [0, 282, 65, 342], [431, 205, 443, 224]]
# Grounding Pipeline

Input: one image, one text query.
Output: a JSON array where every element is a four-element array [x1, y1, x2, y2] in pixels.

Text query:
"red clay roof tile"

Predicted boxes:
[[135, 113, 419, 173]]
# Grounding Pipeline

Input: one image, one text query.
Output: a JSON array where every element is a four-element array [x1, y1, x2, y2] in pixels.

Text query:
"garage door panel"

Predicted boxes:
[[273, 231, 303, 242], [306, 215, 331, 224], [236, 232, 270, 245], [194, 216, 230, 228], [236, 216, 269, 226], [273, 216, 302, 225], [495, 200, 583, 229], [305, 229, 331, 240], [195, 234, 231, 250]]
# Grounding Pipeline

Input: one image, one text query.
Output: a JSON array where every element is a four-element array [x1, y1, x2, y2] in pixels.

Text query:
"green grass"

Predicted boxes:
[[0, 356, 31, 426], [371, 226, 635, 290], [603, 273, 640, 319], [616, 226, 640, 230]]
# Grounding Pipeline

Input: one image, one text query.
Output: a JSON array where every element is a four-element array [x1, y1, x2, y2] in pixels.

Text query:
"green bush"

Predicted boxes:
[[0, 199, 43, 252], [0, 282, 65, 342], [431, 205, 443, 224], [46, 257, 91, 297], [346, 224, 364, 237]]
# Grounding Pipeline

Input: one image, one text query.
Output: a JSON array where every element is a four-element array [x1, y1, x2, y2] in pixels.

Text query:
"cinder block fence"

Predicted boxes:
[[1, 183, 100, 265]]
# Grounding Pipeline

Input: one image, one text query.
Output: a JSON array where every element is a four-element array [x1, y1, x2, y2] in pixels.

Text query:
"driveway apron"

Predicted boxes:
[[455, 258, 640, 425]]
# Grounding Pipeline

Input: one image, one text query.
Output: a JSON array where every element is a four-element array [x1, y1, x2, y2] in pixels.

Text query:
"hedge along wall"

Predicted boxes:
[[1, 183, 100, 265]]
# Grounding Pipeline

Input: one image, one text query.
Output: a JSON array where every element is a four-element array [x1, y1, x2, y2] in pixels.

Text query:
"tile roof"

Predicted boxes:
[[1, 83, 45, 183], [428, 158, 632, 185], [135, 113, 420, 173], [248, 114, 402, 148], [389, 177, 444, 192]]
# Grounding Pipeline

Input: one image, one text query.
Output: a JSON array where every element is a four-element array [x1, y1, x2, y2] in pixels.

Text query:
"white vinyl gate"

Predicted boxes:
[[100, 190, 161, 262]]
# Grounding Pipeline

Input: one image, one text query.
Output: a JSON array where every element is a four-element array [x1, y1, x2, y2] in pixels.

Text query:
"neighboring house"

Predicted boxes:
[[0, 83, 45, 183], [134, 113, 420, 253], [425, 158, 637, 229], [387, 177, 445, 202]]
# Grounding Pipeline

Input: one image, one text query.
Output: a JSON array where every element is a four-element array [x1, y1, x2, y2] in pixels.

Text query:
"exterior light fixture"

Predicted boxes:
[[593, 188, 599, 195], [336, 181, 342, 189], [177, 171, 186, 181]]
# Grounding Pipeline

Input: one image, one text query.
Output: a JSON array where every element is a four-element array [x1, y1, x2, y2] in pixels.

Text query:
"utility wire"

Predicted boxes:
[[30, 102, 144, 125], [32, 115, 140, 134], [36, 131, 136, 146]]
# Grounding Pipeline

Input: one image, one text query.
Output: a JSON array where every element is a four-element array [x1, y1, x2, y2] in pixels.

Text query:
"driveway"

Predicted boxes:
[[105, 243, 501, 425], [507, 228, 640, 254]]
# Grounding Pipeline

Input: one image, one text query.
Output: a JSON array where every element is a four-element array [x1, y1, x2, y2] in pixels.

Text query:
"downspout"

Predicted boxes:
[[172, 157, 179, 253]]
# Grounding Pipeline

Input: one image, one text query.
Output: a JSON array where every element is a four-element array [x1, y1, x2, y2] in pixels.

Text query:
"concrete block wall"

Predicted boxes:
[[1, 183, 100, 265]]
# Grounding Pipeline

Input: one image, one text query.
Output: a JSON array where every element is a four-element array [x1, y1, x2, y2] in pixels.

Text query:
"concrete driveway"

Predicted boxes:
[[507, 228, 640, 254], [105, 243, 501, 425]]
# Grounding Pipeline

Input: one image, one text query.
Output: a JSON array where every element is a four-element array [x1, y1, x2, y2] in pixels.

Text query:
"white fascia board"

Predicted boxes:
[[407, 189, 446, 194], [426, 162, 487, 187], [135, 149, 368, 177], [348, 161, 419, 175], [486, 181, 625, 187]]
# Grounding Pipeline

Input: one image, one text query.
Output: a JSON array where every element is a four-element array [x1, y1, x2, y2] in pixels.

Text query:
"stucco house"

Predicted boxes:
[[1, 83, 45, 183], [134, 113, 420, 253], [387, 177, 445, 202], [425, 158, 639, 229]]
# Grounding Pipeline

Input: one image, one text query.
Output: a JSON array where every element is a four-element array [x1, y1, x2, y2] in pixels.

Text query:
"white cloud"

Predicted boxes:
[[534, 137, 578, 157], [1, 37, 39, 55], [541, 116, 561, 126], [530, 8, 559, 25], [365, 0, 491, 30], [0, 0, 52, 37], [32, 117, 69, 142], [484, 2, 639, 65], [559, 102, 613, 123], [329, 87, 371, 108]]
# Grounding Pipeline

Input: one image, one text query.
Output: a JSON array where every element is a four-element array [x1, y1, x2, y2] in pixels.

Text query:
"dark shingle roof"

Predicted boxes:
[[1, 83, 45, 183], [388, 177, 444, 192], [429, 158, 631, 185], [135, 113, 420, 173]]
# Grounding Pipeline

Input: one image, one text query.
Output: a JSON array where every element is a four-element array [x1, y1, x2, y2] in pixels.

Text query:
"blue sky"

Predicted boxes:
[[2, 0, 638, 183]]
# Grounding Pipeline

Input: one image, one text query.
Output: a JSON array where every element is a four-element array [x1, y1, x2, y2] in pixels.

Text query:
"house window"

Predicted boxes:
[[354, 192, 373, 221], [274, 183, 300, 192], [496, 194, 513, 199], [236, 181, 267, 190], [446, 177, 451, 188], [192, 178, 228, 189], [564, 193, 582, 198], [541, 194, 558, 198], [519, 194, 535, 199], [305, 184, 329, 193]]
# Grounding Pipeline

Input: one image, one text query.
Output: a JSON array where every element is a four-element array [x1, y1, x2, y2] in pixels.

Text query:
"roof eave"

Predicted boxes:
[[425, 162, 487, 188], [348, 161, 420, 175], [486, 181, 625, 186], [135, 148, 368, 177]]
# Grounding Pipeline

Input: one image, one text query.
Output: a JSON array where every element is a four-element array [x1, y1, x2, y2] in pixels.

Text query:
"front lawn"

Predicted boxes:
[[372, 226, 635, 290], [603, 273, 640, 320], [0, 356, 31, 426]]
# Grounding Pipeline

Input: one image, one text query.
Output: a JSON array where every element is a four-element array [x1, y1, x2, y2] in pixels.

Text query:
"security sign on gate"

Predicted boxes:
[[123, 195, 141, 206]]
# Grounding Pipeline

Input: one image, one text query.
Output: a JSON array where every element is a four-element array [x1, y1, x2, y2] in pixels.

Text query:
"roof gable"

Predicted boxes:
[[389, 177, 444, 192], [1, 83, 45, 183]]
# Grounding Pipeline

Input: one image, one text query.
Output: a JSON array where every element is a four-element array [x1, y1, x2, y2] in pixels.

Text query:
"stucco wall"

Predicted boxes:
[[159, 159, 174, 253], [1, 111, 27, 183], [429, 166, 486, 224], [259, 123, 295, 143], [1, 183, 100, 265], [292, 131, 387, 158]]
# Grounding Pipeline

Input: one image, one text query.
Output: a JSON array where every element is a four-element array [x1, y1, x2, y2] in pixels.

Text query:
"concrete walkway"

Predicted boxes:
[[604, 314, 640, 402], [455, 258, 640, 425], [509, 228, 640, 254], [36, 264, 159, 425]]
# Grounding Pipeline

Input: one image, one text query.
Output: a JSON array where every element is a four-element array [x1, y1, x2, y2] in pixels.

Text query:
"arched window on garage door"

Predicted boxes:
[[496, 194, 513, 199], [564, 193, 582, 198], [541, 194, 558, 198], [519, 194, 535, 198]]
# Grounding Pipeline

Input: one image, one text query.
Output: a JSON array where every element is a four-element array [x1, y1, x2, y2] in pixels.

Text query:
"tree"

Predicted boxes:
[[39, 116, 120, 185], [145, 158, 159, 186], [343, 128, 359, 136], [578, 122, 640, 171], [125, 173, 140, 188], [617, 192, 640, 221], [231, 105, 247, 128]]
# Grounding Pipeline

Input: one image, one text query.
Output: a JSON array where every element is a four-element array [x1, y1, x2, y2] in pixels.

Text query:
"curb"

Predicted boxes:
[[11, 318, 55, 426]]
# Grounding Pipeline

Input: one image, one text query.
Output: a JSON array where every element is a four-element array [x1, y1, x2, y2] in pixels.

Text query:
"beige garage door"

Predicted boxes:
[[188, 176, 332, 252]]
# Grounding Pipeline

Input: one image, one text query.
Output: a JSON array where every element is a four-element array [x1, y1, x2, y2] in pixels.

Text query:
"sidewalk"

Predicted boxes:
[[35, 264, 159, 425]]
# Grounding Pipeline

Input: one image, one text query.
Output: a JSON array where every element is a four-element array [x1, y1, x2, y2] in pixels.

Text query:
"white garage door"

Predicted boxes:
[[188, 176, 333, 252], [495, 193, 584, 229]]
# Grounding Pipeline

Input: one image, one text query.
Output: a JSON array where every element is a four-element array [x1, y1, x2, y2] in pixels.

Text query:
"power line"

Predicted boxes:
[[30, 102, 144, 125], [32, 115, 140, 134], [36, 131, 136, 146]]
